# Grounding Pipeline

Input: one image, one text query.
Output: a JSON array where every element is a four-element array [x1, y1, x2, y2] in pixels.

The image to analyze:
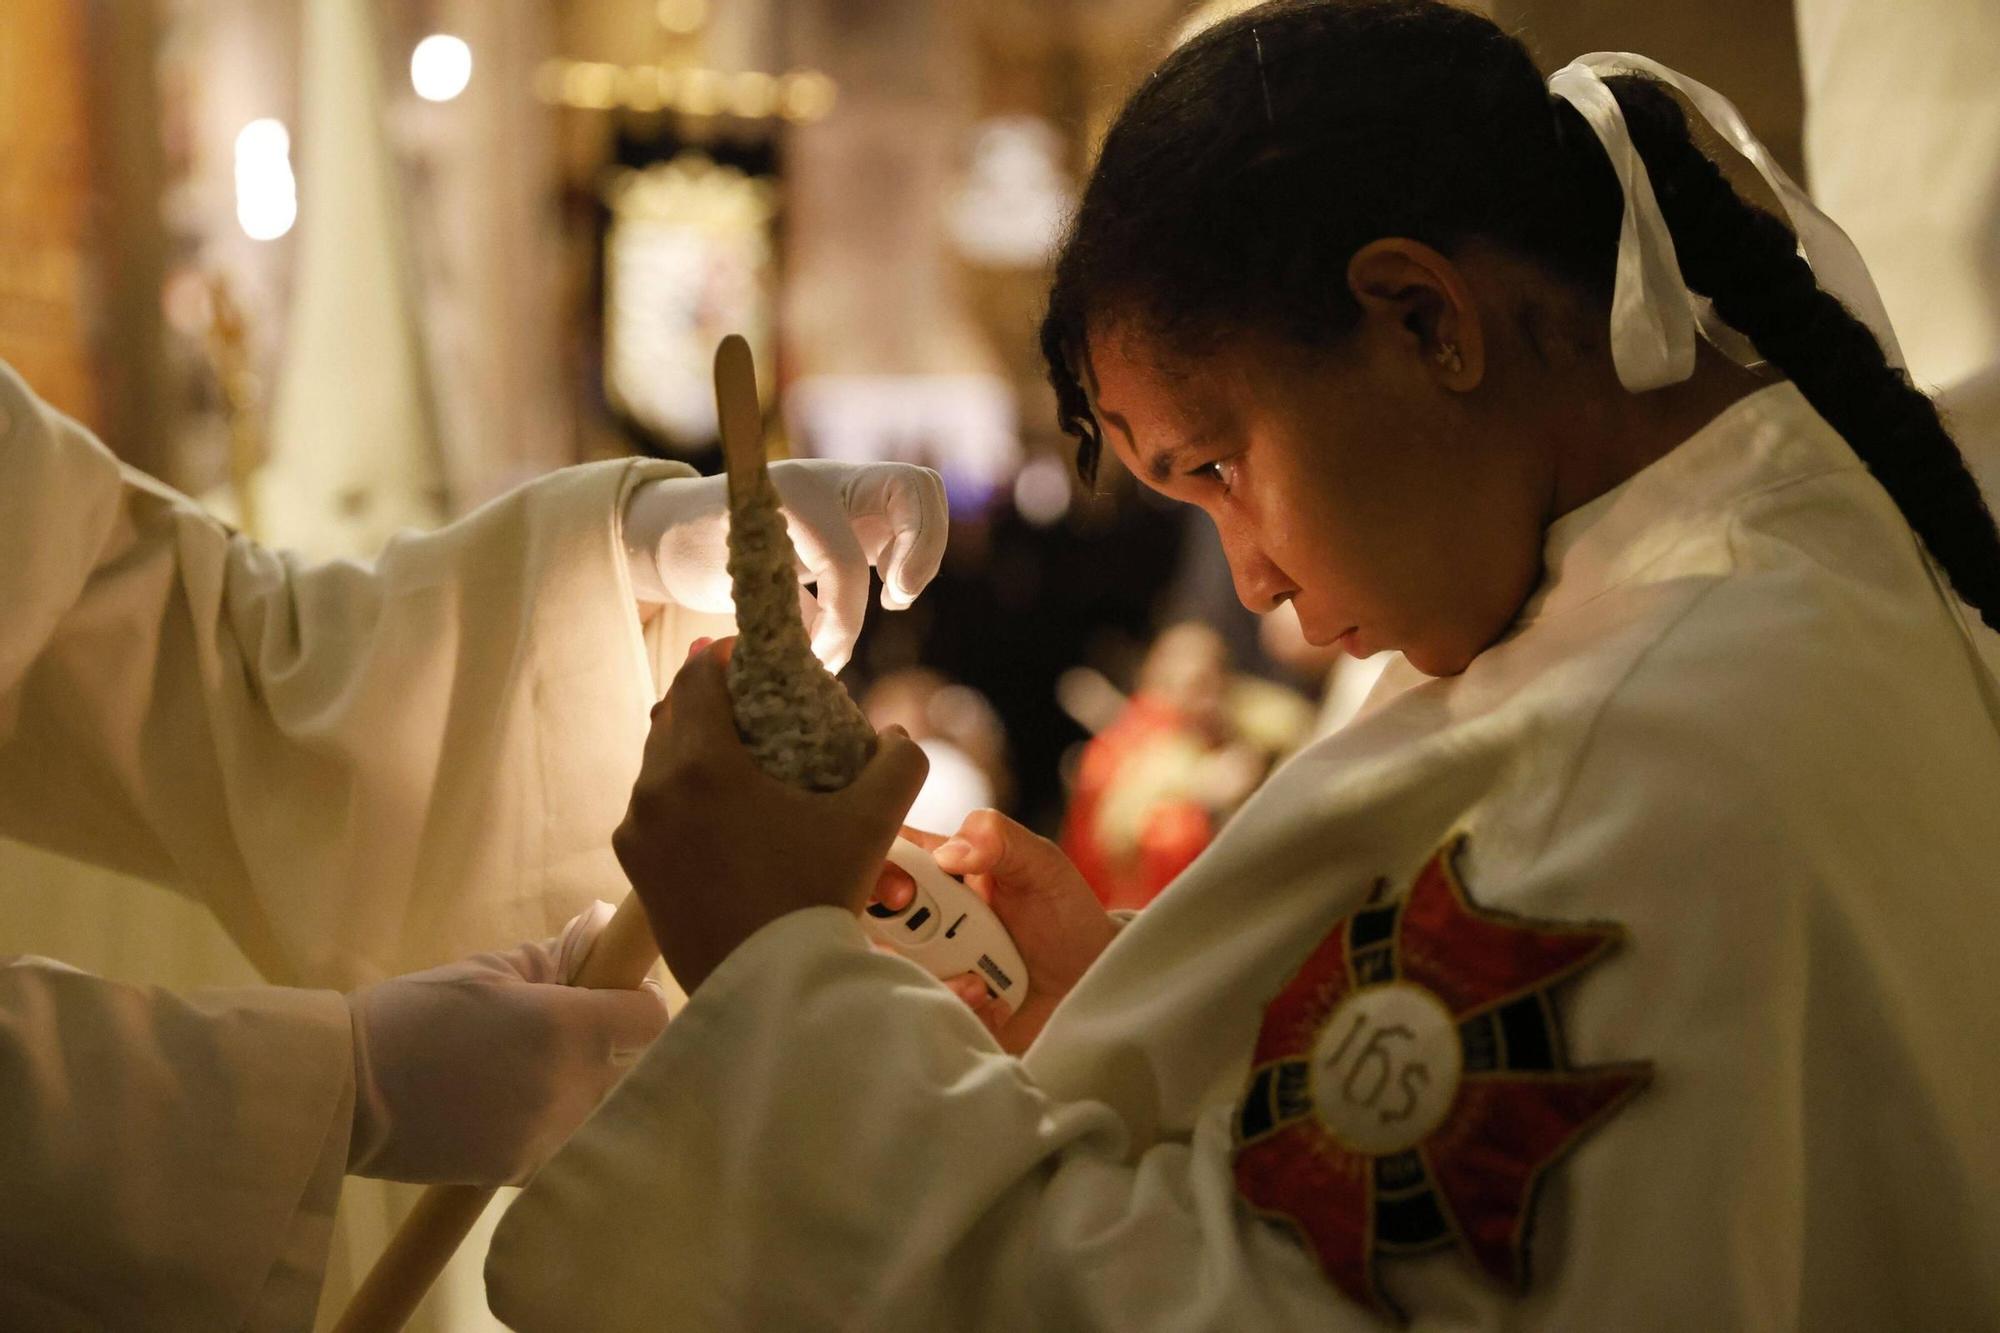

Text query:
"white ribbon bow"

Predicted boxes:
[[1546, 52, 1904, 392]]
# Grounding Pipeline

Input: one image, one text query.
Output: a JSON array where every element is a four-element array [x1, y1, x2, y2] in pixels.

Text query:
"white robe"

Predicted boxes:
[[491, 383, 2000, 1330], [0, 360, 694, 1329], [1797, 0, 2000, 391]]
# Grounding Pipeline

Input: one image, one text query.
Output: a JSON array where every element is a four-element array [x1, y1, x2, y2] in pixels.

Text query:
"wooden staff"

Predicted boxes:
[[333, 339, 765, 1331]]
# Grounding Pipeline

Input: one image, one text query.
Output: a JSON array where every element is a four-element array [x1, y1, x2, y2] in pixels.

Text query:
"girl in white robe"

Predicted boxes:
[[491, 2, 2000, 1327]]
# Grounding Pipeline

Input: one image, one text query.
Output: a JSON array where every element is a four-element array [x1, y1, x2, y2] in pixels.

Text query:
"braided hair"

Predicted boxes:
[[1040, 0, 2000, 631]]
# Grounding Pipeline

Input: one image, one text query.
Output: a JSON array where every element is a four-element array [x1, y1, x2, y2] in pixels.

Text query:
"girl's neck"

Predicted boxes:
[[1545, 342, 1777, 521]]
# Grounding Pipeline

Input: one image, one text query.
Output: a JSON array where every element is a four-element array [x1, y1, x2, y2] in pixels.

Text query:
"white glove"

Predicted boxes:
[[623, 458, 950, 673], [344, 902, 668, 1186]]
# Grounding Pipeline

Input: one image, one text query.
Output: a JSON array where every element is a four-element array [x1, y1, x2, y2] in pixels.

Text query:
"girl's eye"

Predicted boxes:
[[1189, 457, 1240, 492]]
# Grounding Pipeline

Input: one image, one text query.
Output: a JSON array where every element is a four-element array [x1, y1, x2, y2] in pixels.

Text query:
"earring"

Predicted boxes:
[[1435, 344, 1464, 374]]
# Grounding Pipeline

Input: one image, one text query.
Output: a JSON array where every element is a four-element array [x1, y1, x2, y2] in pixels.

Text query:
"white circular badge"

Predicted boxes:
[[1308, 981, 1463, 1155]]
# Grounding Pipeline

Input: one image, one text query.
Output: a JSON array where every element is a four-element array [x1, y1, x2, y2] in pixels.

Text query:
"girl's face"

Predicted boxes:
[[1085, 322, 1553, 677]]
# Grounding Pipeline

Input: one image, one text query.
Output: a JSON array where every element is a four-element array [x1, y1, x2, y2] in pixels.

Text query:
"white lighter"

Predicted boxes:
[[862, 837, 1032, 1019]]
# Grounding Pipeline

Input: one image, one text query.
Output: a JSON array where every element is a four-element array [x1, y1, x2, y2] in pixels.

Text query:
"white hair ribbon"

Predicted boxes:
[[1547, 52, 1905, 393]]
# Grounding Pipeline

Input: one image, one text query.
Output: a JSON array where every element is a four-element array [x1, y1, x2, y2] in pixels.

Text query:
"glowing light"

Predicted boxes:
[[656, 0, 710, 34], [411, 35, 473, 103], [619, 65, 663, 113], [779, 71, 838, 122], [234, 118, 297, 242], [679, 68, 724, 117], [729, 71, 778, 119], [236, 118, 289, 160], [1014, 454, 1073, 526], [567, 61, 618, 110], [950, 116, 1073, 268]]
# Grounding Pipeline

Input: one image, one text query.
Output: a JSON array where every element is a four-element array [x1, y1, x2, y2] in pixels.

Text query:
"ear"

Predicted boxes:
[[1345, 239, 1485, 391]]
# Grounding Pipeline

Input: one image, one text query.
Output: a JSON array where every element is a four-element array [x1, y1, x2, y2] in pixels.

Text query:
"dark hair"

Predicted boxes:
[[1039, 0, 2000, 631]]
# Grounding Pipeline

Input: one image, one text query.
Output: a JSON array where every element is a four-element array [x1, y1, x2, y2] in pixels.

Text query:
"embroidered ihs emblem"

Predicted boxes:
[[1232, 836, 1651, 1320]]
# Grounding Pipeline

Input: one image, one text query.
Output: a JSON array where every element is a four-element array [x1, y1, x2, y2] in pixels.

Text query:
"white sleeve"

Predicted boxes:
[[487, 908, 1364, 1332], [0, 956, 351, 1330], [0, 361, 697, 986]]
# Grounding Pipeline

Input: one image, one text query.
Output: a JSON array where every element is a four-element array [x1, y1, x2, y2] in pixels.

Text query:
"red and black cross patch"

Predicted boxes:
[[1232, 836, 1651, 1320]]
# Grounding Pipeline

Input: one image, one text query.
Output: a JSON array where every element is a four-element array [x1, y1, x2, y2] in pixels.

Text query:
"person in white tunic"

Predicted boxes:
[[490, 2, 2000, 1328], [0, 357, 947, 1329]]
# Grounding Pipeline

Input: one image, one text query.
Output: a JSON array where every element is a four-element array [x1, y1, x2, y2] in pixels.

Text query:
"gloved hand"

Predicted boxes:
[[344, 902, 668, 1186], [623, 459, 950, 673]]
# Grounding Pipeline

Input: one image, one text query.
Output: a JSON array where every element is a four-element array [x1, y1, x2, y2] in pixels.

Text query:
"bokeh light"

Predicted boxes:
[[411, 34, 473, 103], [233, 118, 297, 241]]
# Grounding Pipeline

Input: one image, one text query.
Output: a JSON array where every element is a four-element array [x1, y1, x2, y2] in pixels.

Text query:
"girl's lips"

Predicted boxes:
[[1301, 623, 1358, 649]]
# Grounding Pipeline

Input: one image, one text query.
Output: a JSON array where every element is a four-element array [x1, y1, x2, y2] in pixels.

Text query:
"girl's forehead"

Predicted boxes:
[[1085, 327, 1231, 423], [1087, 323, 1193, 382]]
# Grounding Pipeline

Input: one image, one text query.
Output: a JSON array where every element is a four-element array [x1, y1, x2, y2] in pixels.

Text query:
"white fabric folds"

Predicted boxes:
[[1547, 52, 1905, 392]]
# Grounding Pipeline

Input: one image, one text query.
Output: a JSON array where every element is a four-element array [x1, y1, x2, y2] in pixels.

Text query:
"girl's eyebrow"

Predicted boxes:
[[1146, 444, 1202, 483], [1141, 429, 1222, 482], [1096, 401, 1216, 482]]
